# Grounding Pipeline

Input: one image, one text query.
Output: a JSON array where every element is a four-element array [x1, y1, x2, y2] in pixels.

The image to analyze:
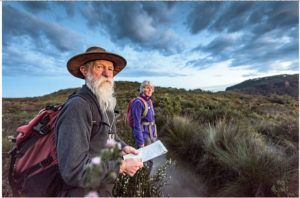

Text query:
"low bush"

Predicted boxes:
[[113, 159, 172, 197]]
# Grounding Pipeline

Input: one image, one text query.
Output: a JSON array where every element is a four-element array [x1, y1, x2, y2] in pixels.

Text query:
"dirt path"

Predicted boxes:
[[151, 154, 207, 197]]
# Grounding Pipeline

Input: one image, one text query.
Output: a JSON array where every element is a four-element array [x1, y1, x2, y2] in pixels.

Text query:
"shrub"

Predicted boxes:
[[159, 94, 182, 117], [113, 159, 172, 197], [194, 107, 244, 124]]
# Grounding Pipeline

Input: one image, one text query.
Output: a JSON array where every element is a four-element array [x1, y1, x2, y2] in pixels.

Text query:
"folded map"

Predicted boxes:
[[123, 140, 168, 162]]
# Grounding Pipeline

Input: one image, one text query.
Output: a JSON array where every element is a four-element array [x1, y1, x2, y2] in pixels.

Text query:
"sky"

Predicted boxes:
[[1, 1, 299, 98]]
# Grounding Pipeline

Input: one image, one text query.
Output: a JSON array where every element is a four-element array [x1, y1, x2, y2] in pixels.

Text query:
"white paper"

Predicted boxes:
[[123, 140, 168, 162]]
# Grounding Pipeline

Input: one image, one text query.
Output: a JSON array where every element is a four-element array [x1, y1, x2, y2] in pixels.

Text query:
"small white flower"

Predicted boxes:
[[85, 191, 99, 197], [91, 157, 101, 165], [106, 139, 116, 147]]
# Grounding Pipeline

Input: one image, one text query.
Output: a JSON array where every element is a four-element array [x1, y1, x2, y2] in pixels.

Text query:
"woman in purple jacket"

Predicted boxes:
[[132, 80, 157, 149]]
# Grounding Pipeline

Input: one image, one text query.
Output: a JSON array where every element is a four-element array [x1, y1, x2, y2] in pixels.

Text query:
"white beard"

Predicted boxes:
[[86, 72, 116, 112]]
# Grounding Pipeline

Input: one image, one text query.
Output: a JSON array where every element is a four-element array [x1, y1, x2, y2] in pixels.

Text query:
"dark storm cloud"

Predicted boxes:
[[186, 1, 225, 34], [19, 1, 51, 14], [81, 1, 185, 56], [186, 2, 298, 35], [2, 4, 83, 77], [3, 4, 83, 53], [186, 1, 299, 73]]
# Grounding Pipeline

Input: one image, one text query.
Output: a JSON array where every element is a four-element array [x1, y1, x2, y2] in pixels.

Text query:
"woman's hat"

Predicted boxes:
[[67, 47, 127, 79]]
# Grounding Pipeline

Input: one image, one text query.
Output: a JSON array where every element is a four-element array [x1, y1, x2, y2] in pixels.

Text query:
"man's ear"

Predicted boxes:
[[80, 66, 87, 78]]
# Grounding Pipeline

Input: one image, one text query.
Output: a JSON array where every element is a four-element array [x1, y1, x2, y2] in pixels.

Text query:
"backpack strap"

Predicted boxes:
[[8, 147, 17, 193], [13, 156, 54, 180], [140, 122, 157, 140], [137, 97, 149, 119], [136, 97, 156, 138], [9, 155, 54, 197], [71, 90, 103, 137]]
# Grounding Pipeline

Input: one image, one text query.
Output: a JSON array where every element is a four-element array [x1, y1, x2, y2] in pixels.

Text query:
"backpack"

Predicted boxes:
[[127, 96, 152, 128], [8, 92, 100, 197]]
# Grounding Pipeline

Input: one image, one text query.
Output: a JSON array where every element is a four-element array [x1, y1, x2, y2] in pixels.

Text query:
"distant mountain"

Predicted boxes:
[[226, 74, 299, 97]]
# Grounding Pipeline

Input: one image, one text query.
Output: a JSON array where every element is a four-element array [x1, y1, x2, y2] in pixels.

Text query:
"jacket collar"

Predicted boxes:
[[139, 93, 152, 101]]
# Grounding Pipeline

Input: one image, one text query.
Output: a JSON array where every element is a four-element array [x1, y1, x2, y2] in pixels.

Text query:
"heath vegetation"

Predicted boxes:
[[2, 79, 298, 197]]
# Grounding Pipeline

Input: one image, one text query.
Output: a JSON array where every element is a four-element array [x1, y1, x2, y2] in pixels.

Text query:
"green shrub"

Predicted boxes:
[[194, 107, 244, 124], [113, 159, 172, 197], [159, 94, 182, 117]]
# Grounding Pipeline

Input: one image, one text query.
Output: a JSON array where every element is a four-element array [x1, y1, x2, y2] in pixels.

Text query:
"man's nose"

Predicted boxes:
[[102, 68, 110, 77]]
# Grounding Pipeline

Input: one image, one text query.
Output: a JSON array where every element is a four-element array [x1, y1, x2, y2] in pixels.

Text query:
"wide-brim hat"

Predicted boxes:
[[67, 47, 127, 79]]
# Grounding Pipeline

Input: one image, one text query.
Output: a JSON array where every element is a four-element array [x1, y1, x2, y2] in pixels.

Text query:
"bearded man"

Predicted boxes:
[[54, 47, 143, 197]]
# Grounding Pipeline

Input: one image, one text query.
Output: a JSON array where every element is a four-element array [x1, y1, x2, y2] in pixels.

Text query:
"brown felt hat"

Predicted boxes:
[[67, 47, 127, 79]]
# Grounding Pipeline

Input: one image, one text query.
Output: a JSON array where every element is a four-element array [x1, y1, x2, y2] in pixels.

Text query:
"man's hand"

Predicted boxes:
[[139, 144, 144, 148], [121, 146, 139, 156], [119, 158, 143, 177]]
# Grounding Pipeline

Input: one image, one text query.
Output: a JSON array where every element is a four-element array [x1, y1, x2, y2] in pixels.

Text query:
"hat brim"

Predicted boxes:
[[67, 52, 127, 79]]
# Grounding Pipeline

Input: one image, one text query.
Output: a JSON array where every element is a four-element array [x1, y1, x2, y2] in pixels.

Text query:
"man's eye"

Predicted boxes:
[[97, 66, 102, 69], [109, 68, 113, 71]]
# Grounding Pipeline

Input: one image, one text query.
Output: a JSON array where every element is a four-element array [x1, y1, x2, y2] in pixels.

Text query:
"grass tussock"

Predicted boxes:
[[160, 116, 299, 197], [162, 116, 198, 148]]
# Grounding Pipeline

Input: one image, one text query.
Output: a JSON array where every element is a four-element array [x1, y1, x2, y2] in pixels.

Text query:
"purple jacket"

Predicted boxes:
[[132, 93, 156, 146]]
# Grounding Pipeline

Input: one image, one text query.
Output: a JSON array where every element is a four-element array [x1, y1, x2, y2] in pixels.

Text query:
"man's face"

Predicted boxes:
[[82, 60, 116, 111], [88, 60, 114, 81]]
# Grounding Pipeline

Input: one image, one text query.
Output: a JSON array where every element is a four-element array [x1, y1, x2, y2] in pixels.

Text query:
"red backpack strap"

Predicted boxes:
[[149, 99, 153, 107]]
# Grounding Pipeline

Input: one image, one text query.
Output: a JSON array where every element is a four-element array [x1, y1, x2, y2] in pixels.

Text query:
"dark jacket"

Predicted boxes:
[[132, 93, 156, 146], [54, 85, 127, 197]]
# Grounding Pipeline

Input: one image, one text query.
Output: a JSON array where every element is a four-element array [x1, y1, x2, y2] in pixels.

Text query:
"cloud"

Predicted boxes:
[[81, 1, 185, 56], [3, 4, 83, 53], [186, 2, 299, 73], [2, 46, 67, 77], [186, 2, 298, 35], [19, 1, 51, 14], [55, 1, 76, 18], [186, 1, 226, 34], [2, 4, 84, 77], [118, 68, 187, 78]]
